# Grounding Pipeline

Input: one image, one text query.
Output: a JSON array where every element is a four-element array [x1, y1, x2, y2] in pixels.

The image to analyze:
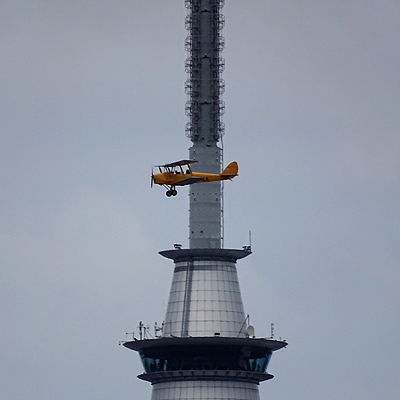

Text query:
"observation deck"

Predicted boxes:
[[123, 336, 287, 384]]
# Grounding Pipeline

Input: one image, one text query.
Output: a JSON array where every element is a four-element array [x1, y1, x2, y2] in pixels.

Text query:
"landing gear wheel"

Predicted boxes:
[[172, 189, 178, 196], [166, 190, 172, 197]]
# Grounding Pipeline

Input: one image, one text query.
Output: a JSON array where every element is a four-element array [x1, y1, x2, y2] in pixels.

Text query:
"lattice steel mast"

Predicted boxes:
[[185, 0, 225, 249]]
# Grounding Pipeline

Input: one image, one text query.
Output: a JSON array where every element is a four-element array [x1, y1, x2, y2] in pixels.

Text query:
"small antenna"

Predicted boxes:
[[270, 323, 275, 338], [243, 231, 252, 252], [138, 321, 144, 340], [154, 322, 164, 337]]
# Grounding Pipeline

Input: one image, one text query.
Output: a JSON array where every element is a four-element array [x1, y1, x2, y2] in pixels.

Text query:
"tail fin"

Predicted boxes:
[[221, 161, 238, 178]]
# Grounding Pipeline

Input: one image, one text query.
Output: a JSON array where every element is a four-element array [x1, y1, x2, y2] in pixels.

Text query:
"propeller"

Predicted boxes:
[[151, 166, 154, 188]]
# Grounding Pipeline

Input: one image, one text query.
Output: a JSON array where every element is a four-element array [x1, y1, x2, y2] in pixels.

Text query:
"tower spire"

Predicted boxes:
[[185, 0, 225, 249]]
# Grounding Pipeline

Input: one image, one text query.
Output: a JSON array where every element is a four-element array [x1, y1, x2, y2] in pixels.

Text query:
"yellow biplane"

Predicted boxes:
[[151, 160, 238, 197]]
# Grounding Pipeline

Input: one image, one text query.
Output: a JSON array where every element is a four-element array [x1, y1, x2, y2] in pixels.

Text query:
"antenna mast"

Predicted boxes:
[[185, 0, 225, 249]]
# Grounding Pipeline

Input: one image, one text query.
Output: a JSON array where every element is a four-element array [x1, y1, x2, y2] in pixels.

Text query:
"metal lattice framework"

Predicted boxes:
[[184, 0, 225, 143]]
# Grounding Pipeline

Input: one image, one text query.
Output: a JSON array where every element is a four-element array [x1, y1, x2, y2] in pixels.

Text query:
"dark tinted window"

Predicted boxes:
[[140, 345, 272, 373]]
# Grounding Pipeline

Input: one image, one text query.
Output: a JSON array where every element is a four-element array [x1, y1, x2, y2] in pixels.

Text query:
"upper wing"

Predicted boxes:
[[156, 159, 197, 168]]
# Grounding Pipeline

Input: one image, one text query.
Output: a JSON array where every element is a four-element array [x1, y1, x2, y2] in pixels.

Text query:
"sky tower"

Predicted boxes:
[[123, 2, 287, 399]]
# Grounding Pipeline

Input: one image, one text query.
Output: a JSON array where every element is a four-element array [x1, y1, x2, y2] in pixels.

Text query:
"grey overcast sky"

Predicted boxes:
[[1, 1, 399, 399]]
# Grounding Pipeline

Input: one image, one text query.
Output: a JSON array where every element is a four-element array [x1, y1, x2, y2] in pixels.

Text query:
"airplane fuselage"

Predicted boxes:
[[153, 171, 229, 186]]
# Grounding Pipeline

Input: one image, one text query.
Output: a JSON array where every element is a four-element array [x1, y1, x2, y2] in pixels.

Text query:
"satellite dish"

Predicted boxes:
[[246, 324, 255, 337]]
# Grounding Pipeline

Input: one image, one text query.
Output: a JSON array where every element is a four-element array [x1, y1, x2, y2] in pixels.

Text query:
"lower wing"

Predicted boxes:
[[175, 177, 203, 186]]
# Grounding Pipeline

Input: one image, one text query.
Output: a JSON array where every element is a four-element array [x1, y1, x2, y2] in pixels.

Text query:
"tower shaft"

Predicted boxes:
[[185, 0, 225, 249]]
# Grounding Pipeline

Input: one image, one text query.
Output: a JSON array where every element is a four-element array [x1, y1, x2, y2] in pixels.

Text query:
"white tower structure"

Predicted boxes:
[[123, 2, 287, 399]]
